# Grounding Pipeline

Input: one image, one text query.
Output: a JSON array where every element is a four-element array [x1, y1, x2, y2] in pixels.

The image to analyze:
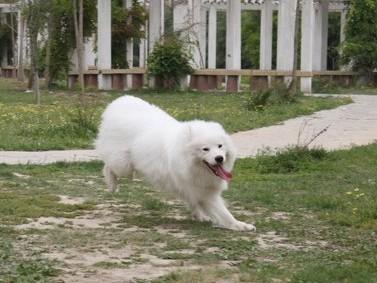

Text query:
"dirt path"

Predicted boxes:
[[1, 94, 376, 164]]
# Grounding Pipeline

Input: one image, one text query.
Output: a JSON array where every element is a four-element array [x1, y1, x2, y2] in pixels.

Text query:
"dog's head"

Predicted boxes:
[[184, 121, 237, 182]]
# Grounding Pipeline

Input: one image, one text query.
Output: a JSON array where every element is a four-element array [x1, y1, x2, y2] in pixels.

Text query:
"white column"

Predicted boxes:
[[277, 0, 297, 71], [148, 0, 164, 54], [200, 8, 207, 68], [321, 1, 329, 70], [190, 0, 204, 68], [226, 0, 241, 70], [84, 36, 96, 68], [260, 0, 273, 70], [97, 0, 112, 90], [313, 1, 329, 71], [208, 6, 217, 69], [300, 0, 315, 93], [124, 0, 133, 88]]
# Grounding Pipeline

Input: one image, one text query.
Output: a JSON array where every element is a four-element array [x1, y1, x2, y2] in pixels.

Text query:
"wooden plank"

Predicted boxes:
[[101, 68, 147, 74]]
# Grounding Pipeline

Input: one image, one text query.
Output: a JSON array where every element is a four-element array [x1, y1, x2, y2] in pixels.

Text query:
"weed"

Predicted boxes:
[[255, 146, 329, 174]]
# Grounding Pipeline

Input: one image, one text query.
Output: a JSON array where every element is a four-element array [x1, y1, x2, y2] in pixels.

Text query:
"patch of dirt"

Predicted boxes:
[[58, 195, 86, 205], [46, 247, 221, 283], [15, 203, 123, 230], [270, 212, 291, 221], [256, 231, 304, 251]]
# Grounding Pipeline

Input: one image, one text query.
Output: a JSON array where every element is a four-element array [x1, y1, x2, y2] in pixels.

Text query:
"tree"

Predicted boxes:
[[73, 0, 85, 94], [24, 0, 50, 104], [342, 0, 377, 80]]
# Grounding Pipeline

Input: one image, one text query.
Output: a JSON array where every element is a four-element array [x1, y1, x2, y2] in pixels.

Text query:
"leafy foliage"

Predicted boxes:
[[112, 0, 147, 68], [0, 18, 12, 65], [342, 0, 377, 76], [147, 36, 194, 89]]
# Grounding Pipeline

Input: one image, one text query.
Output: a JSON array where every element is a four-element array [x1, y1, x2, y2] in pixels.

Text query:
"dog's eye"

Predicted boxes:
[[218, 144, 222, 148], [202, 148, 210, 152]]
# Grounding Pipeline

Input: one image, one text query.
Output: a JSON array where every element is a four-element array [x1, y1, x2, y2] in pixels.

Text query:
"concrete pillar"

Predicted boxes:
[[97, 0, 112, 90], [277, 0, 297, 71], [149, 0, 164, 54], [313, 1, 329, 71], [260, 0, 273, 70], [16, 10, 26, 68], [124, 0, 133, 88], [200, 8, 207, 68], [190, 0, 205, 68], [84, 36, 96, 68], [300, 0, 315, 93], [226, 0, 241, 91], [208, 6, 217, 68], [321, 1, 329, 70]]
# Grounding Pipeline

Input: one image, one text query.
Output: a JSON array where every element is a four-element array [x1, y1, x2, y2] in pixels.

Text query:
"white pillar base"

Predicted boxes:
[[98, 74, 112, 90], [300, 77, 312, 94]]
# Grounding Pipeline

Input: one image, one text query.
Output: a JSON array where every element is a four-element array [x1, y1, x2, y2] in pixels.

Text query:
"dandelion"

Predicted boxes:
[[346, 191, 353, 195], [354, 188, 360, 192]]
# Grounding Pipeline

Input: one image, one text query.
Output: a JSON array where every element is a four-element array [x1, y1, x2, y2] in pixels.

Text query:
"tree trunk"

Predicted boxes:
[[288, 0, 300, 97], [45, 12, 54, 88], [73, 0, 85, 94], [30, 33, 40, 104], [17, 11, 25, 82]]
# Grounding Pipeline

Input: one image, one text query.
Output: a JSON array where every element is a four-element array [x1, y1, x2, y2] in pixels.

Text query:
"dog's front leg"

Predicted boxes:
[[203, 195, 256, 231]]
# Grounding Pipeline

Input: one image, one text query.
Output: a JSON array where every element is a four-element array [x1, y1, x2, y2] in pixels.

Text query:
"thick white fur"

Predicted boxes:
[[95, 95, 255, 231]]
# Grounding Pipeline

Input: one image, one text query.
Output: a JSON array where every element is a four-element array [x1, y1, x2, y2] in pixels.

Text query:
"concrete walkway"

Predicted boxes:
[[1, 95, 377, 165]]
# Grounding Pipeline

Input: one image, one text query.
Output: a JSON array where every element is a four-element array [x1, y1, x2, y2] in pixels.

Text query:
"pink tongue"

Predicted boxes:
[[217, 166, 233, 182]]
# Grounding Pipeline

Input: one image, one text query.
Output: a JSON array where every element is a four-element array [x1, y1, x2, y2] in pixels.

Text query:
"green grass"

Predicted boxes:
[[312, 77, 377, 95], [0, 144, 377, 282], [0, 78, 351, 150]]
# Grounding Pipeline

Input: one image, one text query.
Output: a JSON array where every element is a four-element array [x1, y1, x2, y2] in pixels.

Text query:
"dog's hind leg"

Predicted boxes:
[[103, 165, 118, 193]]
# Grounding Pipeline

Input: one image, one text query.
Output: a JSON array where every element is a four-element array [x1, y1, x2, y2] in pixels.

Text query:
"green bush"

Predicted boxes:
[[147, 36, 193, 89], [256, 146, 328, 174]]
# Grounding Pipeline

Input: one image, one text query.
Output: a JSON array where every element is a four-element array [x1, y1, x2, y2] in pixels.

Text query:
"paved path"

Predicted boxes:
[[1, 95, 377, 164]]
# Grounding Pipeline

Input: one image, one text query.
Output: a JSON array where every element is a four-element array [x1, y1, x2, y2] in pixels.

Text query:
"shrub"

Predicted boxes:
[[147, 36, 194, 89], [244, 83, 301, 111], [255, 146, 328, 174]]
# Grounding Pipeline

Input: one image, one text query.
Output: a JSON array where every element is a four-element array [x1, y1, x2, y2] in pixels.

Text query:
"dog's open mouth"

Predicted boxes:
[[204, 161, 233, 182]]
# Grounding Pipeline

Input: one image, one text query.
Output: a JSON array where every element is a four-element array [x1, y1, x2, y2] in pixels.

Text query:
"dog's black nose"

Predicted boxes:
[[215, 156, 224, 164]]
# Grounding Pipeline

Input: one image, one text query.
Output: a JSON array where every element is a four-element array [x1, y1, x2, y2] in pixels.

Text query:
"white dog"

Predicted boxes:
[[95, 95, 255, 231]]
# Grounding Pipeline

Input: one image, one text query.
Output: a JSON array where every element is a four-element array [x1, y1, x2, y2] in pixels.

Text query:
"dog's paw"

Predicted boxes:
[[192, 212, 211, 222], [229, 221, 256, 231]]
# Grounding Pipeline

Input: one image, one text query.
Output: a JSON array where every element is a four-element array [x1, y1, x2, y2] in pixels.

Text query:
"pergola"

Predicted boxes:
[[0, 0, 350, 93]]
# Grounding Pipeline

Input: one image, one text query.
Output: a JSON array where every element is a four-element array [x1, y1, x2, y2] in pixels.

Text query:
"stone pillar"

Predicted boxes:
[[124, 0, 133, 88], [149, 0, 164, 54], [277, 0, 297, 72], [313, 0, 329, 71], [190, 0, 205, 68], [208, 6, 217, 69], [300, 0, 315, 93], [97, 0, 112, 90], [260, 0, 273, 70], [200, 8, 207, 68], [226, 0, 241, 91], [321, 1, 329, 70], [84, 36, 96, 68], [16, 11, 26, 69]]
